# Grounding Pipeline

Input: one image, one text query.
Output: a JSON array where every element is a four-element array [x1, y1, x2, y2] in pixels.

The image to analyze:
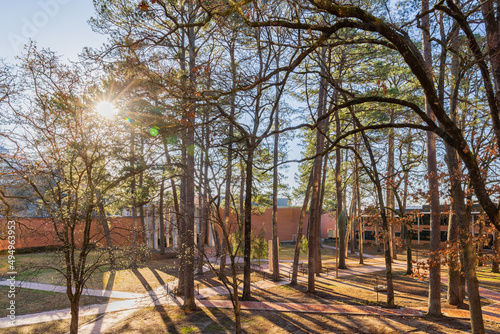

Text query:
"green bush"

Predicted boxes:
[[252, 227, 268, 265]]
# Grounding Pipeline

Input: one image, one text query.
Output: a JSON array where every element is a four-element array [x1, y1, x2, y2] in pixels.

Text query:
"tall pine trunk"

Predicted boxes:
[[291, 167, 314, 285], [139, 136, 146, 246], [159, 169, 166, 255], [242, 148, 254, 300], [272, 57, 280, 281], [221, 35, 237, 274], [130, 129, 138, 267], [183, 8, 197, 310], [163, 142, 180, 254], [316, 150, 328, 274], [387, 112, 396, 260], [422, 0, 441, 315], [336, 110, 346, 269], [307, 48, 328, 291], [358, 123, 394, 307], [197, 110, 209, 275], [350, 109, 394, 306], [492, 233, 499, 273], [403, 139, 412, 275], [354, 133, 363, 264]]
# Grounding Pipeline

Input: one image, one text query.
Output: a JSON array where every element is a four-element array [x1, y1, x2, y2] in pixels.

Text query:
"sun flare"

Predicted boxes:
[[96, 101, 117, 118]]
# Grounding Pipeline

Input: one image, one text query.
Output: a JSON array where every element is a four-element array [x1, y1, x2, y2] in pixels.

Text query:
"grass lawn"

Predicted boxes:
[[475, 266, 500, 293], [0, 286, 118, 315], [0, 315, 98, 334], [1, 245, 342, 294], [277, 243, 336, 262], [0, 251, 177, 294]]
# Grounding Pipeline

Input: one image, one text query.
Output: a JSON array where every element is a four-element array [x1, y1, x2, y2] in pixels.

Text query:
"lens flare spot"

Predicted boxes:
[[150, 127, 159, 136]]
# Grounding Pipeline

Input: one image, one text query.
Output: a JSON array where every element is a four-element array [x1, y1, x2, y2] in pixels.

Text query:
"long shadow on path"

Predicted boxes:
[[86, 271, 116, 334], [132, 268, 179, 334]]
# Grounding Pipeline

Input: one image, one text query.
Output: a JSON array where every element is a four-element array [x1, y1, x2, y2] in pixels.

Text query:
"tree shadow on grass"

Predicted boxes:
[[132, 268, 180, 334], [256, 309, 362, 333], [86, 271, 116, 334], [198, 307, 238, 333], [257, 309, 481, 334]]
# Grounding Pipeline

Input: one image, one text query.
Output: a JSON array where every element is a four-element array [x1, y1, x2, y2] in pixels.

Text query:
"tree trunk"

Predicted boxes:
[[177, 27, 187, 296], [130, 129, 138, 268], [177, 138, 187, 294], [69, 297, 80, 334], [478, 217, 484, 267], [352, 111, 394, 307], [291, 167, 314, 285], [355, 133, 363, 264], [387, 111, 396, 260], [183, 110, 196, 309], [183, 9, 197, 309], [139, 136, 146, 246], [336, 110, 347, 270], [422, 0, 442, 316], [364, 141, 394, 306], [405, 226, 413, 275], [307, 48, 328, 290], [307, 123, 326, 288], [403, 138, 412, 275], [240, 159, 245, 229], [492, 232, 499, 273], [242, 148, 254, 300], [221, 35, 237, 274], [164, 141, 181, 234], [316, 149, 328, 273], [481, 0, 500, 151], [307, 153, 321, 292], [350, 192, 356, 255], [462, 234, 485, 334], [197, 110, 209, 275], [437, 13, 462, 305], [272, 57, 280, 281], [447, 202, 461, 305], [233, 294, 242, 334], [159, 182, 166, 256]]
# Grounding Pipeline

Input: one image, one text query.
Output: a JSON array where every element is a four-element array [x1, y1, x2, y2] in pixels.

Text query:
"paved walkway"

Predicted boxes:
[[1, 250, 500, 332]]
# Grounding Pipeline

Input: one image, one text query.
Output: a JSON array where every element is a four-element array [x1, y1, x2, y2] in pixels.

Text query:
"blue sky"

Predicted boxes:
[[0, 0, 106, 62]]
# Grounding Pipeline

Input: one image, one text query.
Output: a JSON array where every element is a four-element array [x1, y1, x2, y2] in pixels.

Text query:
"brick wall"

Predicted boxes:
[[0, 217, 140, 251]]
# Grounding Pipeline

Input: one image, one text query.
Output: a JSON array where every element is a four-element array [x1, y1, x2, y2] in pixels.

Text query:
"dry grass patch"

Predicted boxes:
[[0, 315, 98, 334], [0, 286, 117, 315]]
